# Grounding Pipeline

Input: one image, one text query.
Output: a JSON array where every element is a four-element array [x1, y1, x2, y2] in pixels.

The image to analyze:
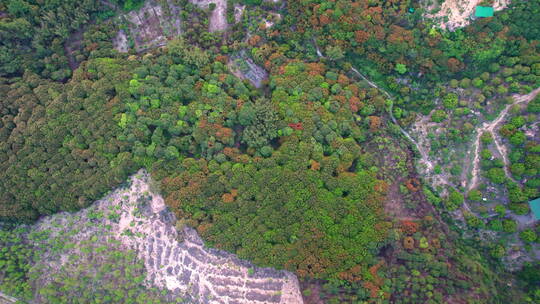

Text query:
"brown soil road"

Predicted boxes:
[[468, 87, 540, 191]]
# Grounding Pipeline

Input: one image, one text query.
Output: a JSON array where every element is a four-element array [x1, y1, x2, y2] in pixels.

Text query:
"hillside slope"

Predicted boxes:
[[0, 170, 303, 304]]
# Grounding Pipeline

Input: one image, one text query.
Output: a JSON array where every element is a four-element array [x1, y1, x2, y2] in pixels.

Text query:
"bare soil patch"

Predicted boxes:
[[190, 0, 228, 32], [424, 0, 510, 30], [28, 170, 303, 304], [114, 0, 183, 53], [468, 87, 540, 191], [228, 50, 269, 88]]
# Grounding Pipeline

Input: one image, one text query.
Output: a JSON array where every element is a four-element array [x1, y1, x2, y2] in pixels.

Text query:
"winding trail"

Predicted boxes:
[[349, 67, 434, 171], [468, 87, 540, 191], [314, 43, 538, 220], [0, 291, 18, 304], [314, 36, 434, 171]]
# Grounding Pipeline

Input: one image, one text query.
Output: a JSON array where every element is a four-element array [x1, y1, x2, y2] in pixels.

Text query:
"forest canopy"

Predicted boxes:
[[1, 0, 540, 303]]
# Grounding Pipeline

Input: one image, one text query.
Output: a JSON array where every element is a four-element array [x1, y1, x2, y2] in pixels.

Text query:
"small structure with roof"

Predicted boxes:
[[475, 6, 494, 18], [529, 197, 540, 220]]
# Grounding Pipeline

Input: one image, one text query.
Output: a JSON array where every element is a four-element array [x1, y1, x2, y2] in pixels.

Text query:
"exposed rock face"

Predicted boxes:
[[424, 0, 510, 30], [229, 51, 268, 88], [112, 0, 232, 53], [33, 170, 303, 304], [234, 4, 246, 24], [190, 0, 228, 32], [113, 0, 183, 52]]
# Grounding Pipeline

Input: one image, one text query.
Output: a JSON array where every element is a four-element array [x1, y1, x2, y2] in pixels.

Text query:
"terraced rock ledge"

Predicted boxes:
[[31, 170, 303, 304]]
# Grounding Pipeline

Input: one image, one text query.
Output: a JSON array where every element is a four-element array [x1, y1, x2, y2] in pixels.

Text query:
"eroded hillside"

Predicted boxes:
[[0, 170, 302, 304], [424, 0, 510, 30]]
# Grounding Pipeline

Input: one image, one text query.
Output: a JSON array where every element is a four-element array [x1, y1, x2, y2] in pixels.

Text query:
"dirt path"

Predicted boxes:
[[0, 291, 18, 304], [350, 67, 434, 171], [209, 0, 227, 32], [346, 70, 539, 216], [468, 87, 540, 191]]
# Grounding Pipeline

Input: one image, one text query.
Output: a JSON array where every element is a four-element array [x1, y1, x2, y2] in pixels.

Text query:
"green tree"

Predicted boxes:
[[519, 229, 537, 243], [325, 45, 344, 61], [395, 63, 407, 74], [527, 96, 540, 113], [240, 99, 280, 149], [487, 168, 506, 184], [164, 146, 180, 160], [502, 219, 517, 233], [443, 93, 458, 110], [510, 131, 526, 146], [446, 190, 464, 211], [494, 204, 506, 217], [431, 110, 447, 123], [480, 132, 493, 144], [511, 163, 525, 177], [490, 244, 506, 258], [467, 189, 482, 202], [472, 78, 484, 88]]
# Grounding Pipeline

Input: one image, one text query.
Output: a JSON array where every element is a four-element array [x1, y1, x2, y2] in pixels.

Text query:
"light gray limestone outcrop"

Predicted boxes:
[[32, 170, 303, 304]]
